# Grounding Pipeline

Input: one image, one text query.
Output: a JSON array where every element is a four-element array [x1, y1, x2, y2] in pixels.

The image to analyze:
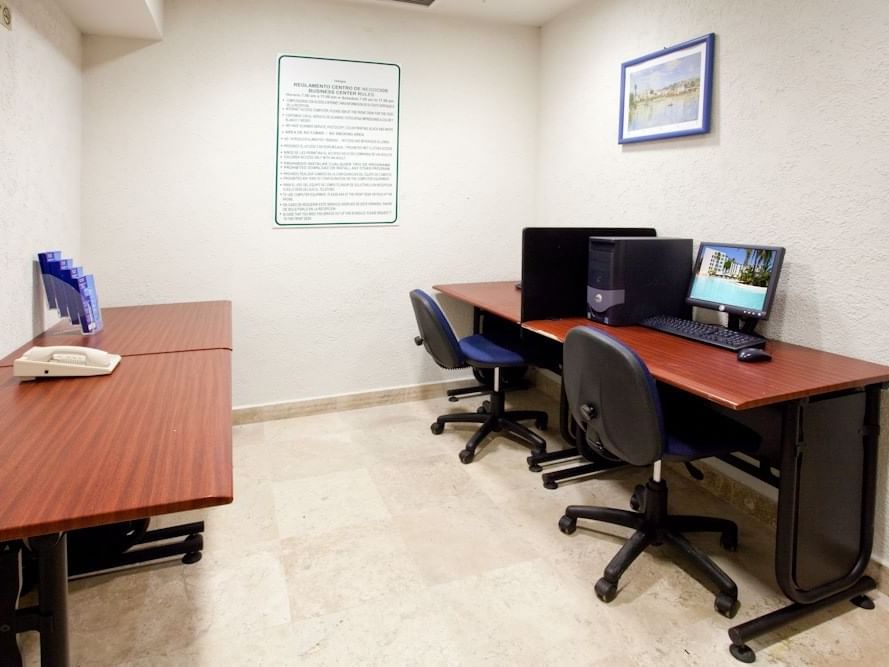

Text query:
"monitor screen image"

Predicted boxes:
[[687, 243, 785, 319]]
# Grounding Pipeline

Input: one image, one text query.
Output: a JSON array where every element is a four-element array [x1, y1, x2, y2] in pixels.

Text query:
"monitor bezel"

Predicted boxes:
[[686, 242, 785, 321]]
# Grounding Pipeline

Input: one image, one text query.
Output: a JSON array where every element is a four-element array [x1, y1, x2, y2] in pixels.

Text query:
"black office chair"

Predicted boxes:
[[410, 289, 548, 463], [558, 327, 760, 617]]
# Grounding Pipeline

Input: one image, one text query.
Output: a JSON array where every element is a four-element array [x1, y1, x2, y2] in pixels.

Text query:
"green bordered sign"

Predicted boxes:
[[275, 55, 401, 227]]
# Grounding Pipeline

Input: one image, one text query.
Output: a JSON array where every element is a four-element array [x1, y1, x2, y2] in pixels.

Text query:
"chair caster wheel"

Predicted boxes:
[[595, 578, 617, 603], [715, 592, 739, 618], [448, 396, 458, 403], [558, 515, 576, 534], [458, 449, 474, 464], [543, 479, 558, 490], [729, 643, 756, 663], [629, 484, 645, 512], [182, 551, 202, 565], [851, 594, 875, 610], [536, 417, 548, 430], [430, 422, 444, 435], [720, 530, 739, 552], [526, 453, 543, 472]]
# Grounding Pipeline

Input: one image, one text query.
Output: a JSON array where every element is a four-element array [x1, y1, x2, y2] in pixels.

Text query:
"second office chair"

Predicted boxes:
[[410, 289, 547, 463], [559, 326, 760, 617]]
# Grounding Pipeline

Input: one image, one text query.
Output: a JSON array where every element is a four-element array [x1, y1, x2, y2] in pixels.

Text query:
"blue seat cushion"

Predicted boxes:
[[459, 335, 526, 368], [663, 406, 760, 462]]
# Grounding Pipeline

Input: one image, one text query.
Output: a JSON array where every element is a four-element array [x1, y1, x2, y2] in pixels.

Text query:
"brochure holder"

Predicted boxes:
[[37, 252, 104, 335]]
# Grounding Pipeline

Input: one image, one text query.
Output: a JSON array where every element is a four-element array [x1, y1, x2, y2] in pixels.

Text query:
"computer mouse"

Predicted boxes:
[[737, 347, 772, 363]]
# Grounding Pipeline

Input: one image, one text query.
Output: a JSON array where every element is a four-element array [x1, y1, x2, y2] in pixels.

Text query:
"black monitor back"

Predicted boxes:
[[520, 227, 656, 321]]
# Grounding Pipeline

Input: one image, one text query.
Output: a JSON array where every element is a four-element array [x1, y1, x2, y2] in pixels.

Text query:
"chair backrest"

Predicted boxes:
[[563, 327, 665, 466], [409, 290, 465, 370]]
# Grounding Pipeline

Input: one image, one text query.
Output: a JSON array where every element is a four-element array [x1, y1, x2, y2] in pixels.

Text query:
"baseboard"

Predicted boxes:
[[232, 378, 481, 425], [866, 559, 887, 593], [691, 460, 778, 529], [531, 367, 562, 402]]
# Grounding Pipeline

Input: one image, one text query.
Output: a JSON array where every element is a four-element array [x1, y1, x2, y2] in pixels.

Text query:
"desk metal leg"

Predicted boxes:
[[0, 534, 70, 667], [33, 533, 70, 667], [728, 575, 876, 663], [0, 541, 24, 666], [727, 385, 882, 662]]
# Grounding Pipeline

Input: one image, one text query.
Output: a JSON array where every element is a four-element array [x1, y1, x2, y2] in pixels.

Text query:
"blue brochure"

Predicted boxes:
[[59, 265, 84, 325], [37, 251, 61, 309], [45, 258, 74, 319], [76, 274, 103, 334]]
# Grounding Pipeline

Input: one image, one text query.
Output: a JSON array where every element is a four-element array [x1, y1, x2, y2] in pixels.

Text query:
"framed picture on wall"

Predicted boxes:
[[618, 33, 715, 144]]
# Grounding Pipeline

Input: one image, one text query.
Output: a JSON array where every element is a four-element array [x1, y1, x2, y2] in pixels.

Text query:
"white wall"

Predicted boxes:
[[0, 0, 81, 355], [80, 0, 539, 407], [538, 0, 889, 561]]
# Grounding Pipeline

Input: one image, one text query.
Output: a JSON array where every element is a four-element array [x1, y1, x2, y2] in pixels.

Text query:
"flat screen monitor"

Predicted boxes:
[[687, 242, 785, 320]]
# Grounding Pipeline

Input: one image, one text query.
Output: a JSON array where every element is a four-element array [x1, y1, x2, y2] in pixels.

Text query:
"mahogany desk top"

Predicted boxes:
[[435, 282, 889, 411], [433, 281, 521, 324], [0, 300, 234, 542], [524, 317, 889, 410], [0, 350, 233, 542], [0, 301, 232, 367]]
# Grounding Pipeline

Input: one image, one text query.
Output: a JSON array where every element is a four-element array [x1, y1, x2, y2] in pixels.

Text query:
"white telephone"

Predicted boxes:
[[13, 346, 121, 380]]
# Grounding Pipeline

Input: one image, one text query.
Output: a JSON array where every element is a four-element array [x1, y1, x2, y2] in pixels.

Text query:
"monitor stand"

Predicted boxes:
[[727, 314, 760, 335]]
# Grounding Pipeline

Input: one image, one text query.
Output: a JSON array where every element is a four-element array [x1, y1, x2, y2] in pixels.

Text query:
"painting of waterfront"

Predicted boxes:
[[628, 53, 701, 131], [689, 245, 780, 312], [619, 34, 714, 143]]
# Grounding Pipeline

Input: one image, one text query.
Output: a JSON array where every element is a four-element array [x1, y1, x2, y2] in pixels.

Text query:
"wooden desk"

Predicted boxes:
[[0, 302, 233, 666], [0, 301, 233, 367], [436, 281, 889, 662]]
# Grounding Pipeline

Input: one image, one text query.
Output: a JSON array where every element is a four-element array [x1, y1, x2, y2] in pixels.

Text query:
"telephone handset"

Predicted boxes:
[[13, 345, 121, 380]]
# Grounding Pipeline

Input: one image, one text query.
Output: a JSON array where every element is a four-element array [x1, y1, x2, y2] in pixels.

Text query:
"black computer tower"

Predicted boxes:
[[520, 227, 656, 321], [587, 237, 692, 326]]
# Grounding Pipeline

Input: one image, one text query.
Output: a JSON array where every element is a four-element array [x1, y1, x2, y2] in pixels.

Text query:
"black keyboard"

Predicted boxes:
[[639, 315, 766, 351]]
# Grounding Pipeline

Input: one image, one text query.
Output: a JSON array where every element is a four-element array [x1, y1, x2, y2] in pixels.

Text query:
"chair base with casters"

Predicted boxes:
[[66, 520, 205, 576], [558, 461, 740, 617], [528, 381, 623, 486], [432, 366, 547, 464], [446, 383, 488, 402], [447, 367, 530, 403], [530, 414, 624, 488], [20, 519, 204, 594]]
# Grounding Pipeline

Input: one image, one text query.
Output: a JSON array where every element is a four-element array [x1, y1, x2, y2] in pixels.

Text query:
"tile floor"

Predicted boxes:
[[20, 390, 889, 665]]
